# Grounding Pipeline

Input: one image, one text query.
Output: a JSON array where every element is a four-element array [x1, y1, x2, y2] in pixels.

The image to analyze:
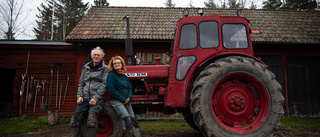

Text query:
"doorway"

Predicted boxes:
[[0, 68, 15, 117]]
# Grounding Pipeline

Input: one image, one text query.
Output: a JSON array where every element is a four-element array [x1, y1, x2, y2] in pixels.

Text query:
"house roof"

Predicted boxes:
[[66, 6, 320, 44]]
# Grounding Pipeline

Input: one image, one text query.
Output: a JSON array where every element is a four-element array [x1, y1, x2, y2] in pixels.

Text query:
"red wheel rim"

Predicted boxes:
[[211, 72, 270, 134], [96, 112, 114, 137]]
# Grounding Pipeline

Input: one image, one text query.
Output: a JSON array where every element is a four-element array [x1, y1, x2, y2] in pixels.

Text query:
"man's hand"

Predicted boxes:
[[89, 98, 97, 105], [77, 97, 83, 104], [123, 98, 130, 107]]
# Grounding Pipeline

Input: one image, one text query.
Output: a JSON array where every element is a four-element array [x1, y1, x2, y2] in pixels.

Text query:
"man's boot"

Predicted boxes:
[[123, 116, 134, 137], [70, 112, 81, 137], [87, 112, 98, 137], [87, 127, 97, 137], [70, 128, 80, 137]]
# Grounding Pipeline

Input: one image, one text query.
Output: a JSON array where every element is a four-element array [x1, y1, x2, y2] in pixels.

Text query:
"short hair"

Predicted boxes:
[[108, 56, 127, 72], [91, 46, 105, 57]]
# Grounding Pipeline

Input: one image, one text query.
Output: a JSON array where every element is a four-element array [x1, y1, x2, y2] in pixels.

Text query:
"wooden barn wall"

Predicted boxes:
[[254, 44, 320, 117], [0, 45, 81, 117]]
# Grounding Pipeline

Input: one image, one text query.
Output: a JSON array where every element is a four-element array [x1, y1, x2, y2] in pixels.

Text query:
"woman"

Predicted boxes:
[[70, 47, 109, 137], [107, 56, 141, 137]]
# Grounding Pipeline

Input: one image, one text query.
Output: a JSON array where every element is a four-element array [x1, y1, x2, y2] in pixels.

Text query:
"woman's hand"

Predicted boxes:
[[123, 98, 130, 107]]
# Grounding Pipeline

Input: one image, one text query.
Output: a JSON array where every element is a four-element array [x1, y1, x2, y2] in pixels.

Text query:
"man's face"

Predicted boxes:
[[91, 50, 102, 65]]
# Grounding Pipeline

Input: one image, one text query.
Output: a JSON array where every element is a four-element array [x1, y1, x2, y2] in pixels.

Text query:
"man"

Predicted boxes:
[[70, 47, 109, 137]]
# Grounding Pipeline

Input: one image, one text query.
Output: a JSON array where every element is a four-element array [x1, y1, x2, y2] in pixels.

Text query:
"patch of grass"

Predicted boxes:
[[280, 117, 320, 128], [0, 115, 69, 135], [139, 119, 192, 132]]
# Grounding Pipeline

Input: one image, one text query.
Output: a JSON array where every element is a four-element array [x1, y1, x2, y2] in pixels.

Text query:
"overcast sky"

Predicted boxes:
[[3, 0, 263, 40]]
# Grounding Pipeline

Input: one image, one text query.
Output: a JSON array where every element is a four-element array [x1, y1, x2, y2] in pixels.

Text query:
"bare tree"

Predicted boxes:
[[0, 0, 28, 40], [204, 0, 217, 8], [238, 0, 247, 8], [189, 0, 195, 7]]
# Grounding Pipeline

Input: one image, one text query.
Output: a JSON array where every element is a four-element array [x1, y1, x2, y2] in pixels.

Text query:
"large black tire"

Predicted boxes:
[[80, 101, 123, 137], [190, 56, 284, 137], [183, 112, 199, 131]]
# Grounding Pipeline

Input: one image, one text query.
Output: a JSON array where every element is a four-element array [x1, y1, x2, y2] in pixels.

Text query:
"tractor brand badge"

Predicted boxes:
[[125, 73, 147, 77]]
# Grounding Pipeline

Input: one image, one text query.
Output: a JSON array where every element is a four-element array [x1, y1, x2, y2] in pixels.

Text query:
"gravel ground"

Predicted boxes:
[[2, 123, 320, 137]]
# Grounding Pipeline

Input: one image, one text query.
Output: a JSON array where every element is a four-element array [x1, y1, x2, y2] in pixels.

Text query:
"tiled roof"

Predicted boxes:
[[66, 6, 320, 44]]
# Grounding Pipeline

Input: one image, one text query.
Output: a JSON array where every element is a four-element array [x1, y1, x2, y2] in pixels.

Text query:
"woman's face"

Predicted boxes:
[[113, 59, 122, 70], [91, 50, 103, 65]]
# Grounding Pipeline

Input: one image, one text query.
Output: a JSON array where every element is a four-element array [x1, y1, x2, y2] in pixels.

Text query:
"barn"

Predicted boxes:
[[0, 7, 319, 117]]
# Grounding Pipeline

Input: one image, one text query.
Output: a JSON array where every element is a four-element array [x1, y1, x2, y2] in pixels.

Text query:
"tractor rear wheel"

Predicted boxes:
[[190, 56, 284, 137]]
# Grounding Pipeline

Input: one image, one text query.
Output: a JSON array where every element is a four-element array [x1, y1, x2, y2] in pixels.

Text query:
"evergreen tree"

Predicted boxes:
[[33, 0, 89, 41], [55, 0, 89, 40], [263, 0, 318, 10], [228, 0, 240, 8], [249, 1, 257, 9], [33, 1, 57, 40], [204, 0, 217, 8], [262, 0, 283, 9], [94, 0, 109, 6], [220, 0, 227, 8], [164, 0, 175, 7], [282, 0, 317, 10]]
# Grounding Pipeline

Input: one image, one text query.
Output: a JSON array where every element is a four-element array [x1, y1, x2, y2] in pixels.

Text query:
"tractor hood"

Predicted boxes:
[[125, 65, 170, 80]]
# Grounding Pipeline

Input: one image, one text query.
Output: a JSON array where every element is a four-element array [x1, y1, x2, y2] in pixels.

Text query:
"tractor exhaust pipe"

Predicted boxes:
[[123, 15, 133, 65]]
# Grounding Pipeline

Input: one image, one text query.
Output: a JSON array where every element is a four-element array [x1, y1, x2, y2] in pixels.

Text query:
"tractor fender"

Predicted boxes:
[[199, 53, 268, 68]]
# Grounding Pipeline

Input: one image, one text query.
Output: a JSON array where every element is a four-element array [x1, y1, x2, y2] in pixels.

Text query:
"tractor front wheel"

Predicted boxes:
[[190, 56, 284, 137], [80, 101, 123, 137]]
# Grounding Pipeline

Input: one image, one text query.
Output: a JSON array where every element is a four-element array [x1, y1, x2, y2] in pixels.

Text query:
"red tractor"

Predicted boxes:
[[91, 11, 284, 137]]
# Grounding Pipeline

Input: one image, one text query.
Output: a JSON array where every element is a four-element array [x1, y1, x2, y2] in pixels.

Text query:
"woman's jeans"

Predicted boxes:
[[109, 100, 136, 130]]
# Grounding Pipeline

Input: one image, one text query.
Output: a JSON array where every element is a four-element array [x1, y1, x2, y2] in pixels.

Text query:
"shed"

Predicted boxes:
[[0, 41, 80, 117]]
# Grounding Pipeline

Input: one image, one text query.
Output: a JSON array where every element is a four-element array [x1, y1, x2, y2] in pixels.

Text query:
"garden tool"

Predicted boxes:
[[56, 64, 61, 108], [33, 79, 40, 113], [58, 82, 63, 110], [40, 80, 48, 110], [19, 74, 26, 115], [27, 74, 34, 104], [46, 79, 49, 103], [49, 69, 54, 110], [63, 74, 71, 105], [25, 78, 29, 109], [20, 50, 30, 97], [19, 74, 26, 96], [19, 51, 30, 115]]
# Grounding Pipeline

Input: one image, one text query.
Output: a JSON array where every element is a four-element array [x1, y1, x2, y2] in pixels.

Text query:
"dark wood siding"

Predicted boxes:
[[0, 45, 79, 117], [287, 56, 320, 117]]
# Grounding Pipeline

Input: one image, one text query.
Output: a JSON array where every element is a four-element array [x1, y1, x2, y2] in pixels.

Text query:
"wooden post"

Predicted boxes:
[[48, 110, 59, 125]]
